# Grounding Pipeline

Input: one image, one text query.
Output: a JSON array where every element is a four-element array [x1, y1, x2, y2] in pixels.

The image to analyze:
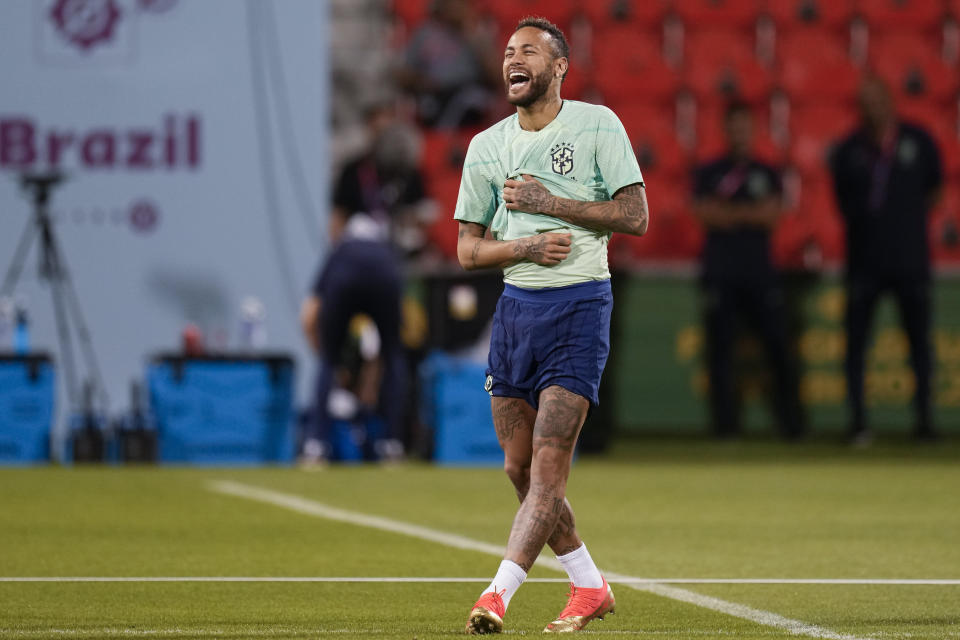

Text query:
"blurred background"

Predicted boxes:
[[1, 0, 958, 466]]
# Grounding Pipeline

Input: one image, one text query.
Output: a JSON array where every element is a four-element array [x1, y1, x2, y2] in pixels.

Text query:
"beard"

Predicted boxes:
[[505, 67, 554, 107]]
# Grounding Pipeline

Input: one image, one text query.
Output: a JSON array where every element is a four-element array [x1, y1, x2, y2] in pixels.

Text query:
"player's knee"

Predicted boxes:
[[530, 444, 573, 481], [503, 458, 530, 488]]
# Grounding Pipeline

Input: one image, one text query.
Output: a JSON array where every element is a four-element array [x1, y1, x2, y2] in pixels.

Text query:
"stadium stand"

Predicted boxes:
[[388, 0, 960, 267], [684, 28, 774, 103], [858, 0, 947, 30], [870, 31, 959, 102], [765, 0, 857, 30], [576, 0, 671, 28], [672, 0, 762, 29], [592, 26, 680, 102], [777, 27, 861, 102]]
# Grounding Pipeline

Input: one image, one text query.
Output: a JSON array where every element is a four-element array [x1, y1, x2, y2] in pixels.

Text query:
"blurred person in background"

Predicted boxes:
[[395, 0, 500, 129], [455, 17, 648, 635], [332, 100, 437, 261], [692, 101, 803, 441], [829, 76, 943, 445], [300, 101, 421, 464], [300, 210, 405, 464]]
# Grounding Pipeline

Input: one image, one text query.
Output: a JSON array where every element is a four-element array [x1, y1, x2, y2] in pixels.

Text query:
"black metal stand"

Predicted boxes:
[[1, 173, 108, 413]]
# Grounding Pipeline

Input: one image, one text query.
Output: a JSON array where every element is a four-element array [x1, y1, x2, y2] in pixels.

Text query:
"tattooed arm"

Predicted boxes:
[[502, 176, 649, 236], [456, 221, 573, 271]]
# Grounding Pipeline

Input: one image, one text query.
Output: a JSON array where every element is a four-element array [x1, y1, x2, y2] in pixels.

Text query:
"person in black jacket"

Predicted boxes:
[[692, 101, 802, 440], [830, 76, 943, 444]]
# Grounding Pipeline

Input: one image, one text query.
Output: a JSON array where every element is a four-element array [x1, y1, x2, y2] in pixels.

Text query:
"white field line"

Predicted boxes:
[[2, 577, 959, 585], [208, 480, 876, 640]]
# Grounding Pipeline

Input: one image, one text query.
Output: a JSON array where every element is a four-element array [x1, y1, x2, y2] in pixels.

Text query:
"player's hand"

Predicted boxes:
[[503, 174, 554, 214], [514, 232, 572, 266]]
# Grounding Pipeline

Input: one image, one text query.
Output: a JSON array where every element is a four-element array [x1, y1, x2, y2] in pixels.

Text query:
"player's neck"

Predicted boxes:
[[516, 94, 563, 132]]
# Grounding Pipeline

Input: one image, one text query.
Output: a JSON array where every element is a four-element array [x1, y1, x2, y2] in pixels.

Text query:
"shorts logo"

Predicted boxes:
[[550, 142, 574, 176], [484, 375, 494, 394]]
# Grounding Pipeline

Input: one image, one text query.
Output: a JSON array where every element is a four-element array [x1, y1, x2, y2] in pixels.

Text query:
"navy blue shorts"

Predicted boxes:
[[485, 280, 613, 409]]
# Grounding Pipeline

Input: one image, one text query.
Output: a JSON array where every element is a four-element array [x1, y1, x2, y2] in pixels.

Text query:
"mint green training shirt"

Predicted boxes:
[[453, 100, 644, 289]]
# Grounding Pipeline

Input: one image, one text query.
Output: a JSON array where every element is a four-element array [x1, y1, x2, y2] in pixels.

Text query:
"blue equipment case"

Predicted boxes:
[[147, 353, 295, 465], [0, 354, 54, 464], [420, 351, 501, 466]]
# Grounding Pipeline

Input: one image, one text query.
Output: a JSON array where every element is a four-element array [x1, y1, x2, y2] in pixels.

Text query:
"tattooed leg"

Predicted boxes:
[[500, 386, 589, 571], [492, 396, 583, 557]]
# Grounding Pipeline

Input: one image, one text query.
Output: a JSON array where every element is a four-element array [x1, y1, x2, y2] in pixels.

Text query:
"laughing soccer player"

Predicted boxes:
[[454, 16, 648, 635]]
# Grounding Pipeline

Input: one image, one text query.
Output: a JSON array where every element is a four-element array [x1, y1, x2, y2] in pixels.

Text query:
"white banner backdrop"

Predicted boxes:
[[0, 0, 330, 456]]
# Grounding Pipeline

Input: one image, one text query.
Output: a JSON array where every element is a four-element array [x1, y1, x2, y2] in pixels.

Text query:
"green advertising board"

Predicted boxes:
[[613, 272, 960, 435]]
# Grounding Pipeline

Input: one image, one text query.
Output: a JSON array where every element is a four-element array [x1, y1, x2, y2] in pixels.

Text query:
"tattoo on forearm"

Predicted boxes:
[[470, 239, 481, 268], [547, 183, 648, 235], [513, 235, 547, 262]]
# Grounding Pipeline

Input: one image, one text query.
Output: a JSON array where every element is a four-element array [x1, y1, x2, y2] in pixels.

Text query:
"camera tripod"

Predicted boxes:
[[1, 172, 108, 413]]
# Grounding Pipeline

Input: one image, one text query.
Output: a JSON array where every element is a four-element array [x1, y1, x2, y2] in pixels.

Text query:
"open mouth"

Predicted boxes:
[[509, 70, 530, 89]]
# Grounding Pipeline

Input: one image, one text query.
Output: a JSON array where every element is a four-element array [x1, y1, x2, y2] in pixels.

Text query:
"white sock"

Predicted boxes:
[[481, 559, 527, 609], [557, 543, 603, 588]]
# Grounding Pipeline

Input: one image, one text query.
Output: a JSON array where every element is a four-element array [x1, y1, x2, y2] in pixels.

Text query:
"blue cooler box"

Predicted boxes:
[[0, 354, 54, 464], [147, 354, 295, 465], [421, 351, 500, 465]]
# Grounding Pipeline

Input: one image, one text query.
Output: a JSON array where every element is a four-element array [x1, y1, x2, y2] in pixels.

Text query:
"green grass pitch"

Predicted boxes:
[[1, 438, 958, 639]]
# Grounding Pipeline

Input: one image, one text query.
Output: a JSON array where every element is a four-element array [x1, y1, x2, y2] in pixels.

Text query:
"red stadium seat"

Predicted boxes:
[[778, 28, 861, 102], [613, 174, 702, 261], [420, 130, 470, 177], [870, 32, 959, 102], [898, 100, 960, 177], [484, 0, 577, 32], [611, 102, 689, 176], [788, 103, 859, 178], [424, 167, 463, 261], [764, 0, 857, 30], [795, 178, 845, 263], [392, 0, 430, 26], [673, 0, 762, 29], [576, 0, 670, 29], [684, 29, 773, 102], [593, 26, 681, 102], [858, 0, 947, 31]]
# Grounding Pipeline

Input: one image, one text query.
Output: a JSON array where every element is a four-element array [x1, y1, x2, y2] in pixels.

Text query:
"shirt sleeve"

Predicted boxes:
[[453, 136, 497, 227], [595, 106, 645, 197]]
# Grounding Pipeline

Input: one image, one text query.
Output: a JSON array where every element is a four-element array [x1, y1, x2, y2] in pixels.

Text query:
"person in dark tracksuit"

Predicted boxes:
[[692, 101, 802, 440], [300, 213, 405, 462], [829, 76, 943, 444]]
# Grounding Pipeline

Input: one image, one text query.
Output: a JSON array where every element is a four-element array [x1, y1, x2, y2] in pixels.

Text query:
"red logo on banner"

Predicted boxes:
[[49, 0, 122, 52]]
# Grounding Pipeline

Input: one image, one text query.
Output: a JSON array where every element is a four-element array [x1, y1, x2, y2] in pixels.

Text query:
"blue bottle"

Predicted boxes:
[[13, 308, 29, 355]]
